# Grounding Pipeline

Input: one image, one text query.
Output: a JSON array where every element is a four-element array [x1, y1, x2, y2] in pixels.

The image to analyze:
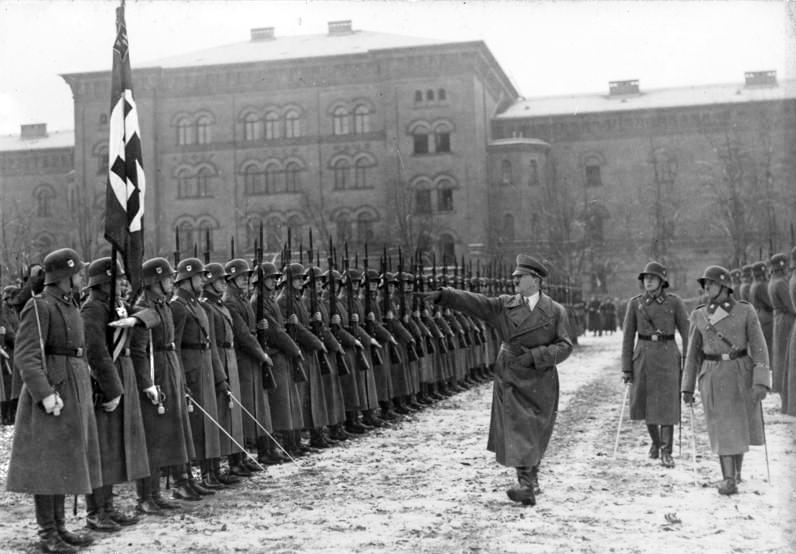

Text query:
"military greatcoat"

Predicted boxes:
[[7, 287, 102, 494], [782, 272, 796, 416], [621, 291, 689, 425], [682, 298, 769, 454], [438, 288, 572, 468], [767, 273, 795, 394], [750, 278, 774, 360]]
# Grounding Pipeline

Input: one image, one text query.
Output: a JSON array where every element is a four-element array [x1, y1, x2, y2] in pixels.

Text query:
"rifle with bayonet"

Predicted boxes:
[[254, 222, 277, 389], [282, 228, 309, 383], [343, 243, 372, 372], [381, 248, 403, 365], [397, 249, 419, 362], [306, 230, 332, 375], [362, 244, 384, 366], [326, 236, 352, 376]]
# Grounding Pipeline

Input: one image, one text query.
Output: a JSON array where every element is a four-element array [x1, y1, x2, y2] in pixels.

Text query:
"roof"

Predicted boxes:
[[0, 130, 74, 153], [141, 30, 449, 69], [497, 80, 796, 119]]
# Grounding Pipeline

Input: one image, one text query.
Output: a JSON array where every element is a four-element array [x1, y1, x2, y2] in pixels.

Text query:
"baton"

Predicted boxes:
[[185, 392, 267, 473], [227, 392, 305, 469], [689, 403, 698, 487], [612, 382, 630, 459], [760, 402, 771, 484]]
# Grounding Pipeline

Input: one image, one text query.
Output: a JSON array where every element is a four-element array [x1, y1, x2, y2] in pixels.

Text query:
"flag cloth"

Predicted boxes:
[[105, 2, 145, 295]]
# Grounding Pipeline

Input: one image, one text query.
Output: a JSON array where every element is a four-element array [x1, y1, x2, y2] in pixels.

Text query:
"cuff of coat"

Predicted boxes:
[[752, 364, 771, 389], [133, 308, 160, 329]]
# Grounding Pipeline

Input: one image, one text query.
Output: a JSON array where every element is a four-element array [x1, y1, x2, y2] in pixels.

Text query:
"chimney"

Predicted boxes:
[[20, 123, 47, 139], [250, 27, 275, 41], [744, 70, 777, 87], [609, 79, 640, 96], [328, 20, 353, 35]]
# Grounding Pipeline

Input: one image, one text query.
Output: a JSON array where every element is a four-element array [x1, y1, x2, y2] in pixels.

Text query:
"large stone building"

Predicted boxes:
[[2, 22, 794, 297]]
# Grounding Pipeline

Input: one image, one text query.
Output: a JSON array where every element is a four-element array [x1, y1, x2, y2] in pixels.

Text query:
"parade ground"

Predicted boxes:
[[0, 333, 793, 554]]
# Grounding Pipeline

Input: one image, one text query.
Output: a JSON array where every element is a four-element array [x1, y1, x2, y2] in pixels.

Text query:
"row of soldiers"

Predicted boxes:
[[4, 243, 551, 553], [730, 250, 796, 415]]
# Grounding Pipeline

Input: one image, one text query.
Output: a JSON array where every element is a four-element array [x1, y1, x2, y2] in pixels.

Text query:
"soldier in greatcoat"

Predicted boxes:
[[6, 248, 98, 553], [621, 261, 689, 468], [782, 247, 796, 416], [201, 263, 246, 485], [587, 296, 602, 336], [766, 253, 794, 397], [130, 257, 194, 510], [750, 261, 774, 362], [171, 258, 225, 498], [682, 266, 770, 495], [81, 257, 149, 532], [423, 254, 572, 507], [739, 264, 754, 301], [1, 285, 19, 425], [730, 269, 742, 297]]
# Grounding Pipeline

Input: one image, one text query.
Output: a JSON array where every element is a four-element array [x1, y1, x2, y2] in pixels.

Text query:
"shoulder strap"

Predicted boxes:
[[636, 300, 660, 333], [701, 311, 740, 352]]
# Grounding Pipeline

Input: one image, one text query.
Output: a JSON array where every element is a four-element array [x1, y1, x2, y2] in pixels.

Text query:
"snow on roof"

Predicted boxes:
[[488, 137, 551, 148], [497, 80, 796, 119], [141, 30, 449, 69], [0, 130, 74, 153]]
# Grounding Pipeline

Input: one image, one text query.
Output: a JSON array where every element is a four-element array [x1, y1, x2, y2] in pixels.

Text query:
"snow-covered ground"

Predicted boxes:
[[0, 333, 793, 553]]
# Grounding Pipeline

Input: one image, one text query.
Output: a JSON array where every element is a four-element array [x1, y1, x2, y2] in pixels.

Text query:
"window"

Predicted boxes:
[[285, 162, 301, 192], [356, 213, 375, 244], [264, 219, 281, 251], [414, 90, 423, 103], [438, 234, 455, 262], [265, 112, 280, 140], [437, 88, 446, 101], [35, 186, 54, 217], [354, 158, 370, 189], [529, 160, 539, 186], [243, 165, 264, 195], [434, 131, 450, 153], [437, 187, 454, 212], [177, 221, 193, 257], [177, 169, 195, 198], [285, 110, 300, 138], [415, 190, 432, 214], [196, 115, 212, 145], [413, 132, 429, 154], [333, 107, 349, 135], [353, 105, 370, 134], [333, 159, 350, 190], [196, 167, 212, 197], [652, 149, 676, 185], [243, 113, 261, 141], [426, 89, 435, 101], [501, 160, 512, 184], [336, 213, 352, 244], [198, 223, 213, 254], [177, 118, 193, 145], [585, 163, 602, 187], [502, 214, 515, 242], [264, 164, 280, 194]]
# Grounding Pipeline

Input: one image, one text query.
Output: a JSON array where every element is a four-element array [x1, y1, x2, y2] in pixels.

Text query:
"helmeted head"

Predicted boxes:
[[697, 265, 733, 293], [380, 272, 395, 289], [175, 258, 205, 283], [2, 285, 20, 303], [361, 269, 380, 288], [225, 258, 253, 281], [142, 257, 176, 286], [86, 257, 126, 288], [752, 261, 767, 279], [43, 248, 88, 285], [343, 268, 362, 287], [250, 261, 281, 284], [729, 268, 742, 284], [283, 263, 305, 281], [203, 262, 228, 284], [741, 264, 754, 282], [321, 269, 342, 285], [637, 261, 669, 289], [769, 253, 788, 273]]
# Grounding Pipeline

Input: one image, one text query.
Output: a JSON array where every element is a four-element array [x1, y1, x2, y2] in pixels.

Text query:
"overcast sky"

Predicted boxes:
[[0, 0, 791, 135]]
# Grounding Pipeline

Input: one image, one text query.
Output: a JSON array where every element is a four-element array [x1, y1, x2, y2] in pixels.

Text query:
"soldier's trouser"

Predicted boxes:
[[34, 495, 56, 539], [516, 466, 536, 488]]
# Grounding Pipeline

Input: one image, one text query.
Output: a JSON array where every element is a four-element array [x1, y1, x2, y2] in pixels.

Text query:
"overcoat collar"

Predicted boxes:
[[707, 295, 735, 315], [44, 285, 75, 305], [644, 290, 666, 304], [506, 292, 553, 327]]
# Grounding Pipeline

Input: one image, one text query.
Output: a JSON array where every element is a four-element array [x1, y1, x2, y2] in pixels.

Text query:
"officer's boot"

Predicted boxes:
[[734, 454, 744, 484], [151, 473, 181, 510], [35, 494, 78, 554], [171, 467, 201, 502], [310, 427, 332, 448], [393, 397, 410, 415], [136, 476, 163, 514], [103, 484, 139, 526], [362, 408, 384, 428], [86, 486, 121, 532], [228, 452, 252, 477], [717, 456, 738, 495], [529, 465, 541, 495], [660, 426, 675, 468], [506, 467, 536, 506], [217, 456, 242, 485], [186, 463, 215, 496], [429, 382, 444, 401], [407, 394, 422, 411], [54, 494, 95, 547], [345, 411, 367, 434], [646, 424, 661, 459]]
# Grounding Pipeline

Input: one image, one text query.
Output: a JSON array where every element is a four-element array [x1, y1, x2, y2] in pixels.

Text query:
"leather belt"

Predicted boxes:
[[638, 333, 675, 342], [154, 342, 176, 352], [703, 349, 747, 361], [182, 341, 211, 351], [45, 346, 84, 358], [218, 341, 233, 348]]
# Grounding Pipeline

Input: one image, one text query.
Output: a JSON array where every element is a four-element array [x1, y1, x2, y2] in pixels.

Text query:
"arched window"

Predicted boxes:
[[34, 185, 55, 217], [264, 164, 280, 194], [285, 110, 301, 138], [336, 213, 352, 244], [433, 122, 452, 153], [177, 168, 195, 198], [501, 160, 512, 184], [502, 214, 515, 242], [264, 218, 282, 252], [333, 159, 350, 190], [285, 162, 301, 192], [438, 233, 455, 262], [198, 222, 214, 254], [356, 212, 375, 244], [414, 90, 423, 103], [415, 189, 432, 214], [413, 131, 429, 155], [437, 88, 446, 101], [243, 113, 261, 141], [196, 167, 212, 197], [585, 157, 603, 187], [585, 202, 609, 243], [176, 117, 193, 145], [437, 179, 455, 212], [426, 89, 435, 101], [353, 105, 370, 134], [265, 112, 280, 140], [196, 115, 212, 145], [528, 159, 540, 186], [333, 107, 349, 135], [177, 221, 194, 257], [354, 157, 370, 189], [243, 164, 264, 195], [287, 214, 303, 232]]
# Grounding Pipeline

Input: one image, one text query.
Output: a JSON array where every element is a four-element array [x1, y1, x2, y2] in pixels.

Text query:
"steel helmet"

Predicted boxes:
[[142, 257, 176, 286], [697, 265, 733, 292], [637, 261, 669, 288], [175, 258, 205, 282], [87, 257, 126, 288], [43, 248, 88, 285], [225, 258, 253, 279], [203, 262, 228, 284]]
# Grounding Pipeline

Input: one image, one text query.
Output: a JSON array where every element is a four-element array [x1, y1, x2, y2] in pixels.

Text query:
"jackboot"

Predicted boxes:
[[734, 454, 744, 483], [717, 456, 738, 495], [362, 409, 384, 428], [345, 412, 367, 434], [406, 395, 422, 411], [269, 435, 292, 463], [228, 452, 253, 477], [171, 469, 202, 502], [85, 487, 122, 532], [103, 485, 139, 526], [54, 494, 95, 547], [507, 467, 536, 506], [659, 426, 675, 468], [150, 474, 181, 510], [428, 383, 445, 401], [187, 469, 216, 496], [136, 477, 164, 515], [378, 401, 398, 420], [329, 423, 350, 441], [215, 457, 241, 485], [646, 424, 661, 459], [393, 399, 411, 415], [35, 495, 78, 554], [416, 385, 433, 405], [201, 460, 225, 490]]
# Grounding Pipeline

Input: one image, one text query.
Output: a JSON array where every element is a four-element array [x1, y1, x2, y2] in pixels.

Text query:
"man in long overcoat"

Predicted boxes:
[[750, 261, 774, 361], [682, 266, 770, 496], [1, 285, 19, 425], [621, 261, 689, 468], [6, 248, 98, 553], [767, 253, 794, 396], [424, 254, 572, 507], [782, 247, 796, 415]]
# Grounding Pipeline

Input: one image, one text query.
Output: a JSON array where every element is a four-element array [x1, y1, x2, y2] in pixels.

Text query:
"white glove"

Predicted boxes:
[[102, 395, 121, 412], [353, 340, 364, 349], [287, 314, 299, 325], [370, 338, 382, 348], [42, 392, 62, 415], [144, 386, 159, 404], [331, 314, 342, 326], [256, 319, 269, 330], [108, 317, 138, 328]]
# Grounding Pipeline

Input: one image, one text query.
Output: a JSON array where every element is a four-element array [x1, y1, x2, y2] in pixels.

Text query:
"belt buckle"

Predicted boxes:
[[651, 335, 659, 342], [721, 353, 731, 361], [75, 347, 84, 357]]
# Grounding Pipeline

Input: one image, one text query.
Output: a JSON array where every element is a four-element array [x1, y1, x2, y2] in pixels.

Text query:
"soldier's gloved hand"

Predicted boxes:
[[0, 346, 8, 360], [331, 314, 341, 326], [367, 312, 376, 322], [751, 384, 768, 403], [42, 392, 60, 415], [320, 344, 328, 354], [622, 372, 633, 384], [256, 318, 269, 330], [144, 386, 159, 405], [423, 308, 431, 318], [416, 291, 442, 304], [385, 310, 394, 320], [108, 317, 138, 328], [313, 312, 322, 322], [353, 339, 364, 350], [262, 353, 274, 367], [102, 395, 121, 412], [390, 337, 398, 346], [287, 314, 299, 325], [682, 391, 695, 406], [370, 338, 382, 348], [402, 314, 410, 325]]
